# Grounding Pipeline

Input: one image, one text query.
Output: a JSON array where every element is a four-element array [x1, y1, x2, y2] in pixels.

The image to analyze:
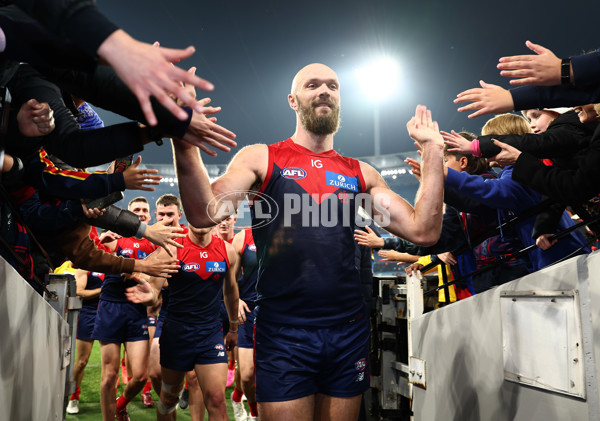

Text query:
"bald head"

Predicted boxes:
[[291, 63, 338, 94]]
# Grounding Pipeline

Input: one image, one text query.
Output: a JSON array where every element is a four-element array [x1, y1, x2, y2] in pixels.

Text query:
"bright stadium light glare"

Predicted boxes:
[[355, 57, 399, 156], [355, 57, 399, 102]]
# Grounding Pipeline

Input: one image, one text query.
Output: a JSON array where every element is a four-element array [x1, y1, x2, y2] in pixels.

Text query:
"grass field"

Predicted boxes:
[[66, 341, 237, 420]]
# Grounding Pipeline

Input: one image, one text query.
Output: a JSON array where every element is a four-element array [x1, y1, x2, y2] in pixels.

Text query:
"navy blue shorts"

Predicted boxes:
[[160, 319, 228, 372], [254, 315, 370, 402], [237, 308, 255, 349], [92, 300, 149, 343], [154, 314, 166, 339], [76, 308, 97, 341]]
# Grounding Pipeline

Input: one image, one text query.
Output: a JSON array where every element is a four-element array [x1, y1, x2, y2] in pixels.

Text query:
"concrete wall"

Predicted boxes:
[[411, 252, 600, 421], [0, 258, 70, 421]]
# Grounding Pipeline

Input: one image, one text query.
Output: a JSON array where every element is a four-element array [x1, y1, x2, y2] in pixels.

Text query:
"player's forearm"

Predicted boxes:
[[411, 143, 444, 246], [172, 140, 217, 227], [223, 280, 240, 328]]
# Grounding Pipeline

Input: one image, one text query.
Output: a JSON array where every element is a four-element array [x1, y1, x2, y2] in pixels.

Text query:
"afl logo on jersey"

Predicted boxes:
[[121, 248, 133, 256], [281, 167, 307, 180], [248, 244, 257, 252], [183, 262, 200, 272]]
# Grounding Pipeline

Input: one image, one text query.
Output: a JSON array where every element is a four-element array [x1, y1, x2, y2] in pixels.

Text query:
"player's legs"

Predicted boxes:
[[122, 339, 150, 401], [315, 394, 362, 421], [149, 337, 162, 393], [73, 339, 94, 391], [99, 341, 121, 421], [238, 347, 257, 414], [259, 395, 315, 421], [157, 366, 185, 421], [185, 369, 206, 421], [194, 362, 228, 421]]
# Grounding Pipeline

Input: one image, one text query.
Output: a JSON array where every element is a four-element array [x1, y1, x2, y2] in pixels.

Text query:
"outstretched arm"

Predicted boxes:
[[363, 105, 445, 246], [173, 141, 266, 228], [497, 41, 566, 86], [454, 80, 514, 119], [96, 29, 215, 126]]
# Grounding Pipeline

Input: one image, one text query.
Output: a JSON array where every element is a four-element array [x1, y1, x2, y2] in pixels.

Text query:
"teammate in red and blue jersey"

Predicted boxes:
[[172, 63, 445, 421], [212, 214, 238, 390], [231, 227, 259, 420], [126, 223, 240, 421], [147, 194, 207, 420], [92, 197, 179, 421], [66, 268, 104, 415]]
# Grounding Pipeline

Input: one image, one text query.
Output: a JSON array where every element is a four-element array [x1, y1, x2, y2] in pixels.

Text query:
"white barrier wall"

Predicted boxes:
[[0, 258, 70, 421], [411, 252, 600, 421]]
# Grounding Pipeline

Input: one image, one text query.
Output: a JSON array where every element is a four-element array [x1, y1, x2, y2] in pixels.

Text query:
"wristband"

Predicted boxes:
[[229, 329, 238, 333], [229, 319, 239, 324], [561, 58, 571, 85]]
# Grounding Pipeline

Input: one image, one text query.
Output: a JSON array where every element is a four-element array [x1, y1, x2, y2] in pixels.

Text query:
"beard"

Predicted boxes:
[[297, 96, 341, 135]]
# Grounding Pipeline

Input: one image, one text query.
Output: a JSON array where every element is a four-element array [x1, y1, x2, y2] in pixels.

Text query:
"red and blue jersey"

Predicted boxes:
[[251, 138, 367, 327], [166, 235, 230, 325], [100, 237, 157, 302], [239, 228, 258, 305], [82, 271, 104, 310]]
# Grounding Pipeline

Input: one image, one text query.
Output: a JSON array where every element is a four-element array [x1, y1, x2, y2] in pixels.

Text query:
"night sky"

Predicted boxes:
[[96, 0, 598, 165]]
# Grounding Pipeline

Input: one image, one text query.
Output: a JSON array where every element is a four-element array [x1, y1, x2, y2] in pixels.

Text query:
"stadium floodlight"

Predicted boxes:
[[355, 57, 399, 156], [355, 57, 399, 102]]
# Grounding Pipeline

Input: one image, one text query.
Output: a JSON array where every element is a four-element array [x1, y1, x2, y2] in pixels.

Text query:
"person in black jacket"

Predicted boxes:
[[5, 0, 215, 125]]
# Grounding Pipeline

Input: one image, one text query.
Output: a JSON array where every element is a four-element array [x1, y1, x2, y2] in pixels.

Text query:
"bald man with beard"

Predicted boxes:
[[172, 63, 446, 421]]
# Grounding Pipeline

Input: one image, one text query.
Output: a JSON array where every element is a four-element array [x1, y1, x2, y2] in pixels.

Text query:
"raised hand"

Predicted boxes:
[[498, 41, 563, 86], [441, 130, 472, 154], [17, 99, 55, 137], [97, 30, 215, 126], [454, 80, 514, 118], [125, 276, 155, 304], [179, 97, 237, 157], [489, 139, 522, 167], [134, 250, 180, 278], [122, 156, 162, 191], [406, 105, 444, 146], [353, 226, 385, 248], [404, 157, 422, 182], [143, 218, 186, 257]]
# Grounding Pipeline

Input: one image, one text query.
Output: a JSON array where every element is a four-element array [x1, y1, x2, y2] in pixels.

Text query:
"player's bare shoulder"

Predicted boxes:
[[228, 143, 269, 192], [358, 160, 388, 191]]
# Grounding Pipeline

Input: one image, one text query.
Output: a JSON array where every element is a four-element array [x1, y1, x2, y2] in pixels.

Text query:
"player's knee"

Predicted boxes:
[[75, 358, 89, 371], [161, 381, 182, 398], [135, 372, 149, 384], [101, 370, 119, 388], [203, 389, 225, 409], [240, 367, 254, 384], [157, 397, 178, 415], [149, 367, 161, 384]]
